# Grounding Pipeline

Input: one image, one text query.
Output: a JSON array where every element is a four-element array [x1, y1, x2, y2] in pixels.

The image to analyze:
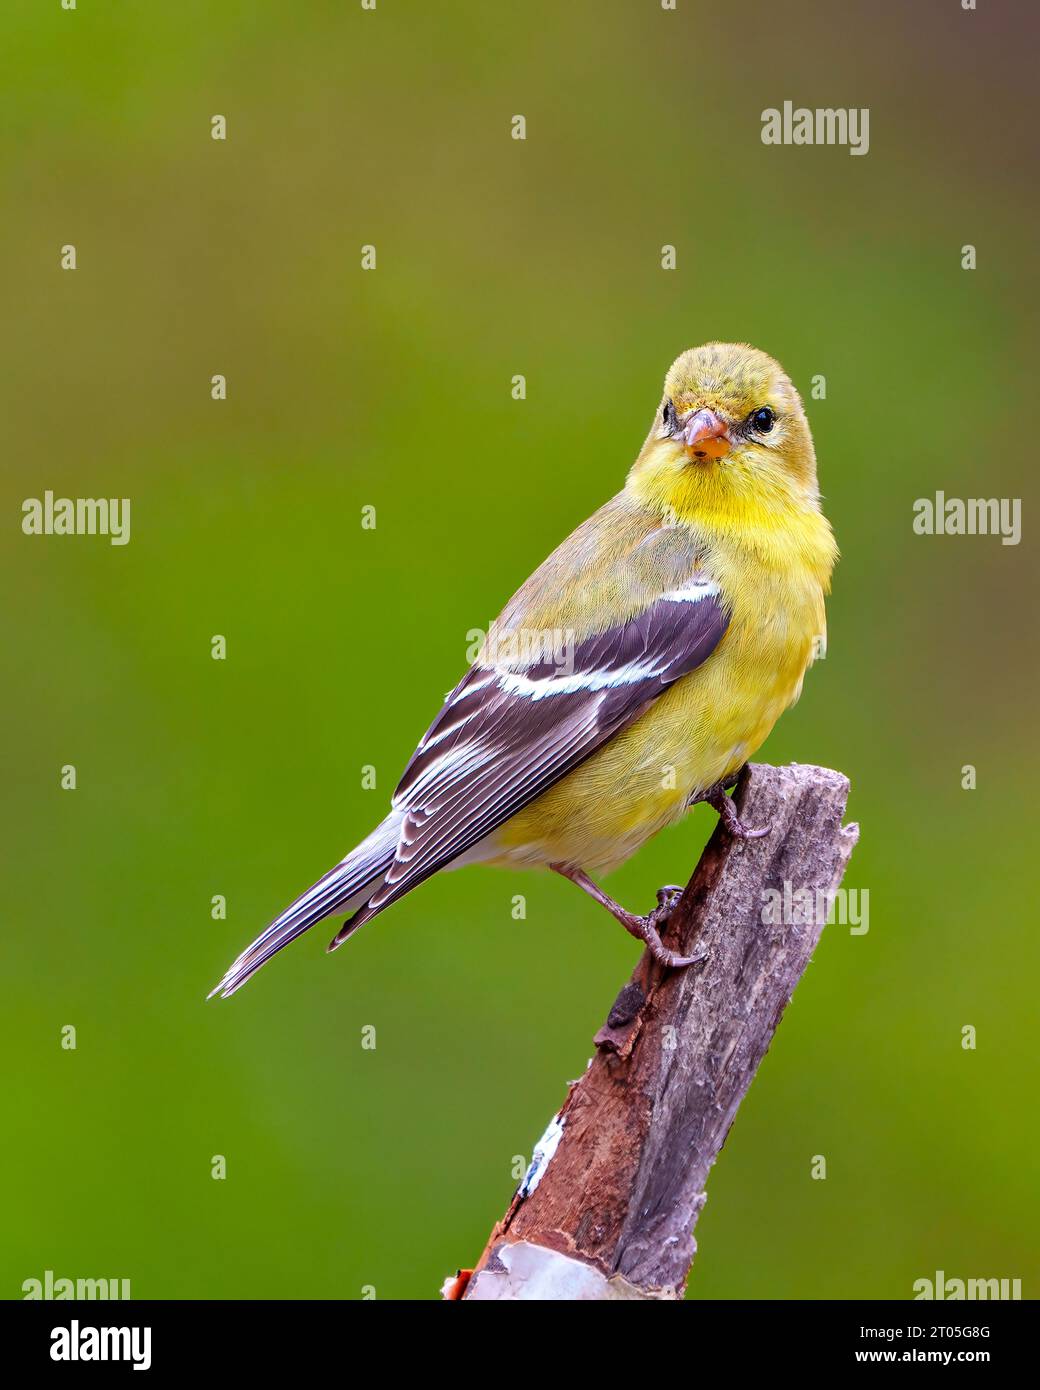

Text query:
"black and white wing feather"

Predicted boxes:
[[335, 571, 727, 940]]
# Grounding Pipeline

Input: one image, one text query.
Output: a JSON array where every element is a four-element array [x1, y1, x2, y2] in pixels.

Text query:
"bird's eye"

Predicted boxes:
[[662, 400, 675, 430], [749, 406, 775, 433]]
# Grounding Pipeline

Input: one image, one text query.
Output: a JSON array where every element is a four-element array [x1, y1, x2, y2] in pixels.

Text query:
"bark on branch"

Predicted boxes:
[[456, 762, 859, 1301]]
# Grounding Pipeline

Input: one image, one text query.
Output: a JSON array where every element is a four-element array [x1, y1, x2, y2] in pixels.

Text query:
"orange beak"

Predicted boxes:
[[681, 408, 731, 461]]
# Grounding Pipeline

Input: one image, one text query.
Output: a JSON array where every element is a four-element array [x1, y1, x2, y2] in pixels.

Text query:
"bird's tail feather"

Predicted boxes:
[[208, 815, 400, 999]]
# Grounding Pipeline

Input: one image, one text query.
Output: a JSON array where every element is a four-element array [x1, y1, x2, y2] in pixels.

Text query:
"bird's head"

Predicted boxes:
[[627, 343, 820, 527]]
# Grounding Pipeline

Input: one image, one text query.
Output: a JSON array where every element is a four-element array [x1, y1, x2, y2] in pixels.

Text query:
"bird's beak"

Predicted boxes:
[[681, 408, 731, 460]]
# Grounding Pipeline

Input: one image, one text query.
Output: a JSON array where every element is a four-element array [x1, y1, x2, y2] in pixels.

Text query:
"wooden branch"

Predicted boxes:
[[457, 762, 859, 1301]]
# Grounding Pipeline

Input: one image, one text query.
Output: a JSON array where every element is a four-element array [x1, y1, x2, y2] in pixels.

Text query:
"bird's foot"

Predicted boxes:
[[704, 781, 771, 840], [551, 864, 705, 970], [655, 884, 685, 911], [624, 887, 706, 969]]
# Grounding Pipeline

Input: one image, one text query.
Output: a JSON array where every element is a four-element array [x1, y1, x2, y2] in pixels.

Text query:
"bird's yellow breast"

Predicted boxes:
[[490, 505, 833, 874]]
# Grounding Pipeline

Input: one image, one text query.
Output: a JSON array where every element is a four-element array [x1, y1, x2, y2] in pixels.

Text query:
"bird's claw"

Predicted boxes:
[[645, 936, 708, 970], [725, 814, 771, 840], [655, 884, 684, 910], [550, 864, 706, 970], [631, 885, 706, 969], [705, 783, 772, 840], [640, 925, 708, 970]]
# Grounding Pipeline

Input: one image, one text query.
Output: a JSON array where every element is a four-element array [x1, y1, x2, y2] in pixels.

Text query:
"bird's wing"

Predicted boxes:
[[339, 559, 727, 937]]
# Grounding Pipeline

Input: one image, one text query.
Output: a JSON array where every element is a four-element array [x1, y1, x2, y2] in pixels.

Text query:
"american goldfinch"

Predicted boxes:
[[211, 342, 837, 997]]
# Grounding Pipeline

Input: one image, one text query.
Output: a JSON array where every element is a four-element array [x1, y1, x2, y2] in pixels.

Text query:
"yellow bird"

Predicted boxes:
[[211, 342, 837, 997]]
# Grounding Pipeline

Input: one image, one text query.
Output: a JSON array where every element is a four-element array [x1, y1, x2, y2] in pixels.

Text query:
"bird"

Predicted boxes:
[[210, 342, 837, 998]]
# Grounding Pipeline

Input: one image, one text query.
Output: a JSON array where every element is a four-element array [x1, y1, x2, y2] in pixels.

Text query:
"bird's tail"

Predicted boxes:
[[208, 815, 400, 999]]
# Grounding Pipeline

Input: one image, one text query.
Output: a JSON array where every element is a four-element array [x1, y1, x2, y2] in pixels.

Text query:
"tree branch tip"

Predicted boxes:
[[460, 760, 858, 1299]]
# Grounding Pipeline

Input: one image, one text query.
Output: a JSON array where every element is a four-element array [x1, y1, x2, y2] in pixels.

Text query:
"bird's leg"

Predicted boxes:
[[550, 864, 706, 969], [721, 763, 746, 792], [700, 775, 772, 840]]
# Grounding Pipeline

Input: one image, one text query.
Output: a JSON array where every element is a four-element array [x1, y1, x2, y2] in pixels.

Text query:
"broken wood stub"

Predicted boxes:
[[463, 762, 859, 1300]]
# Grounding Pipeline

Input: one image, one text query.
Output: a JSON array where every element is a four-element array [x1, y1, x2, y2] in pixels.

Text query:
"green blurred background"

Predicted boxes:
[[2, 0, 1037, 1300]]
